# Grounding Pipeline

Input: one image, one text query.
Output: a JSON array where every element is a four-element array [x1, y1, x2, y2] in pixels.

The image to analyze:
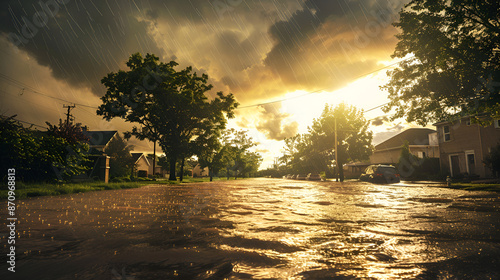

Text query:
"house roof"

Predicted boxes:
[[375, 128, 436, 150], [83, 131, 117, 147], [131, 152, 150, 165]]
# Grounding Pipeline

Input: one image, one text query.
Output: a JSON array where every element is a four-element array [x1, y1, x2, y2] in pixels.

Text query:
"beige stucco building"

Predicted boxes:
[[434, 117, 500, 178], [370, 128, 439, 165]]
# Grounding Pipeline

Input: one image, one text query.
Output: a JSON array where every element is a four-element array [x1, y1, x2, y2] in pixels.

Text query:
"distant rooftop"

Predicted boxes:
[[83, 130, 117, 147], [131, 152, 149, 165], [375, 128, 436, 150]]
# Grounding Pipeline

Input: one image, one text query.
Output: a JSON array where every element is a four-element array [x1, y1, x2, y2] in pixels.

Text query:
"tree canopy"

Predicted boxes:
[[104, 133, 135, 179], [196, 128, 261, 181], [1, 116, 89, 181], [283, 103, 373, 181], [383, 0, 500, 125], [97, 53, 238, 180]]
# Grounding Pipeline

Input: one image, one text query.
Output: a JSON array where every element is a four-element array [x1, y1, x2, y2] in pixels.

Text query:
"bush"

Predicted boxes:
[[484, 142, 500, 178]]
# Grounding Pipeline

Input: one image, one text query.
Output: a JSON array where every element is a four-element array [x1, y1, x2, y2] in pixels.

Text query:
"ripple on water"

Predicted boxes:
[[220, 236, 303, 253], [279, 185, 304, 189], [253, 226, 301, 234], [311, 201, 334, 206], [447, 202, 498, 212], [409, 197, 454, 203], [355, 203, 387, 208]]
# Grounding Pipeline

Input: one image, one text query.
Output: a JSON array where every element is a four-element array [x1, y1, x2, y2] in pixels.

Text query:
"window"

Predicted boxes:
[[495, 119, 500, 129], [443, 125, 451, 142], [465, 120, 471, 126], [417, 151, 426, 158]]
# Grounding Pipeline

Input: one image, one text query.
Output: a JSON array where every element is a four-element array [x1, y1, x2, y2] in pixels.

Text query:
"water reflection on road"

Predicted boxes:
[[3, 178, 500, 279]]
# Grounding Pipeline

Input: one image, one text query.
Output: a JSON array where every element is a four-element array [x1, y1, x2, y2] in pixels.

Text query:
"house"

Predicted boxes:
[[131, 153, 169, 178], [73, 130, 118, 183], [131, 152, 150, 177], [433, 117, 500, 178], [192, 164, 209, 177], [370, 128, 439, 165], [146, 154, 166, 177], [83, 130, 118, 153]]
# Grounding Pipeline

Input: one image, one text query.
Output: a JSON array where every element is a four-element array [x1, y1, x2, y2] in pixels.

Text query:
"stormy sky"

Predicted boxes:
[[0, 0, 415, 167]]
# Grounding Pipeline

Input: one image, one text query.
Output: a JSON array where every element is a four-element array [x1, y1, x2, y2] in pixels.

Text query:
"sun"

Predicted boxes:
[[280, 72, 391, 134]]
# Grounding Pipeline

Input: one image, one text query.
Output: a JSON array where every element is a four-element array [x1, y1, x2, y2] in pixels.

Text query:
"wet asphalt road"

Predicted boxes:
[[1, 178, 500, 279]]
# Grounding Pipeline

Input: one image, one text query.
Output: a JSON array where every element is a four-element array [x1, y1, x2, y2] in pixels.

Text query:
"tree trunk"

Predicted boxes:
[[339, 159, 344, 182], [180, 158, 185, 182], [226, 167, 230, 180], [169, 157, 176, 181]]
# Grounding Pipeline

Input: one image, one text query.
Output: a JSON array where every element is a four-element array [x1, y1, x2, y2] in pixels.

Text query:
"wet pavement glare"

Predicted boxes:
[[2, 178, 500, 279]]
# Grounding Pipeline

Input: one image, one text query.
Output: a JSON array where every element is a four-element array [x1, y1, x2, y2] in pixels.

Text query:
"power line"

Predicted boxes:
[[0, 73, 99, 109], [1, 56, 407, 114], [7, 117, 47, 129], [363, 102, 389, 113], [0, 57, 405, 131]]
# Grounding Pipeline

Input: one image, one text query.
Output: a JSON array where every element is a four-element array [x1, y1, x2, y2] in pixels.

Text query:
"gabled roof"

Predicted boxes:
[[375, 128, 436, 150], [131, 152, 150, 165], [83, 131, 117, 147]]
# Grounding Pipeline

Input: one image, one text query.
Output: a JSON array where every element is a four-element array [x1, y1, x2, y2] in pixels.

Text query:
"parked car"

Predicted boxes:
[[306, 173, 322, 181], [296, 174, 307, 180], [359, 165, 400, 184]]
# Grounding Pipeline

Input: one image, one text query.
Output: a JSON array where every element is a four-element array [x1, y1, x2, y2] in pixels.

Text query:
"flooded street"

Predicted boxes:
[[2, 178, 500, 279]]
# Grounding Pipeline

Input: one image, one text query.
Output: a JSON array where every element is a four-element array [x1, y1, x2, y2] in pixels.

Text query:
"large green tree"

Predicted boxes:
[[97, 53, 238, 180], [285, 103, 373, 181], [383, 0, 500, 125], [196, 129, 231, 181], [309, 103, 373, 181], [228, 129, 258, 179]]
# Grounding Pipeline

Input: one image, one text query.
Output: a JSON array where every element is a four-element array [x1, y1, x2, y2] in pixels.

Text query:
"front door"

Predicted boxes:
[[467, 153, 476, 175], [450, 155, 460, 177]]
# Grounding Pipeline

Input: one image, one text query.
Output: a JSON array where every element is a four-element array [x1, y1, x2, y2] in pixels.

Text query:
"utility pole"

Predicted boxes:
[[63, 104, 76, 124], [335, 117, 338, 182], [152, 139, 156, 179]]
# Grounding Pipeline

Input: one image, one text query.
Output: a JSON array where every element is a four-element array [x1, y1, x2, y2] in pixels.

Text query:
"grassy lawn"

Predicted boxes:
[[0, 181, 142, 199], [446, 183, 500, 192], [0, 177, 233, 199]]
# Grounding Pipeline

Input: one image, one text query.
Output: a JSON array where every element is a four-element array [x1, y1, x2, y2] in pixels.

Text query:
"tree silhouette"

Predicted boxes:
[[97, 53, 238, 180], [383, 0, 500, 125]]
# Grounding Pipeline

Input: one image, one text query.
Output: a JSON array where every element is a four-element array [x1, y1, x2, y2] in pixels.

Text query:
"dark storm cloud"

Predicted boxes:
[[371, 115, 388, 126], [264, 0, 406, 90], [0, 0, 407, 103], [0, 0, 165, 96], [256, 103, 298, 140]]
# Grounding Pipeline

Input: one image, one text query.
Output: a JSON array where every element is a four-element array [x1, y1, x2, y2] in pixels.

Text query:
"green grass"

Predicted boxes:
[[0, 181, 142, 199], [0, 177, 235, 199], [445, 183, 500, 192]]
